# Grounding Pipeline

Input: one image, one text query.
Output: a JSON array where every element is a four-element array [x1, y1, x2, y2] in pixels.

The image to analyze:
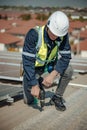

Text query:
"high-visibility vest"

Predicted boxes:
[[35, 26, 63, 67]]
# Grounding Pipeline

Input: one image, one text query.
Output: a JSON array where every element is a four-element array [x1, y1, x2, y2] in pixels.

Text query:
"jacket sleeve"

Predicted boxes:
[[54, 33, 71, 75], [22, 29, 38, 86]]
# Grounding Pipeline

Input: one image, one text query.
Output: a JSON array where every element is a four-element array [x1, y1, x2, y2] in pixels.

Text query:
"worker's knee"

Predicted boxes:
[[63, 65, 73, 79]]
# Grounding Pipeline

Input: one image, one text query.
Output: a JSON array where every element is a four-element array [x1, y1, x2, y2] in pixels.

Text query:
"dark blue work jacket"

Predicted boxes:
[[22, 26, 71, 86]]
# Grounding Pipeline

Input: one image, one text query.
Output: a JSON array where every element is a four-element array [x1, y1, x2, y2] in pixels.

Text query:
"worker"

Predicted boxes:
[[22, 11, 73, 111]]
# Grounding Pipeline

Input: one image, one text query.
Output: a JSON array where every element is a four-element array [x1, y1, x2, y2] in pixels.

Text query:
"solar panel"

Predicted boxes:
[[0, 51, 87, 103], [0, 51, 23, 81], [0, 84, 23, 102], [70, 57, 87, 74], [0, 51, 87, 81]]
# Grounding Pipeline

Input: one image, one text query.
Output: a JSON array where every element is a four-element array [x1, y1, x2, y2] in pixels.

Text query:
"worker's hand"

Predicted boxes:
[[31, 85, 40, 99], [42, 70, 59, 88]]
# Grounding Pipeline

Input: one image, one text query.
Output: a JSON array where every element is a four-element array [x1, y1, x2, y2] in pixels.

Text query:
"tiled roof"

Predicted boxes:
[[0, 11, 22, 18], [0, 33, 21, 44], [70, 21, 87, 29], [80, 39, 87, 51], [7, 26, 29, 35], [10, 19, 46, 27], [16, 39, 24, 46], [0, 20, 12, 30], [80, 30, 87, 39], [0, 15, 87, 50], [7, 19, 46, 35]]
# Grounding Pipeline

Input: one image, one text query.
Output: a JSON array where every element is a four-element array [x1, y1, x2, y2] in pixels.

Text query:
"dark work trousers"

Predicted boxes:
[[23, 65, 73, 104], [55, 65, 73, 96]]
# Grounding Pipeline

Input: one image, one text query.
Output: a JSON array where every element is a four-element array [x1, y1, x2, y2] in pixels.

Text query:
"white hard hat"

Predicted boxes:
[[47, 11, 69, 37]]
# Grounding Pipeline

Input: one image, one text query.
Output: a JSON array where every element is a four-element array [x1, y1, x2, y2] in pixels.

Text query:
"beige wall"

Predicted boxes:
[[81, 51, 87, 57]]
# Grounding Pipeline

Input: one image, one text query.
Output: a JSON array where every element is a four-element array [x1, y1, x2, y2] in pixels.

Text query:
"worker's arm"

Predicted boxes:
[[31, 85, 40, 98], [55, 33, 71, 74], [42, 70, 59, 87], [43, 33, 71, 87], [22, 29, 38, 86], [22, 29, 41, 98]]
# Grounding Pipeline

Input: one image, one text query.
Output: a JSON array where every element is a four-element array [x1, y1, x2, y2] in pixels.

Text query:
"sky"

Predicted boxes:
[[0, 0, 87, 8]]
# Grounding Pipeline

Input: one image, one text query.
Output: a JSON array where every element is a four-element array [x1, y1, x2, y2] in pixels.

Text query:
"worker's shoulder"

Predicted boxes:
[[25, 28, 38, 42], [26, 28, 38, 36]]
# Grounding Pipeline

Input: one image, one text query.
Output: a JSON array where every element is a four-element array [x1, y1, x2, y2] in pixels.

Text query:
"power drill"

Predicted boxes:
[[38, 77, 45, 111], [27, 77, 45, 111]]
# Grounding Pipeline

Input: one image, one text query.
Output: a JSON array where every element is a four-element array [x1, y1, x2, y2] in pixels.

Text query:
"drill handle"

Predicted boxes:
[[38, 77, 44, 90]]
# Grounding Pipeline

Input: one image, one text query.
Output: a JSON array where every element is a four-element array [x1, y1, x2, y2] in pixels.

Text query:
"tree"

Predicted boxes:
[[36, 13, 49, 21], [0, 14, 2, 19], [19, 14, 32, 20]]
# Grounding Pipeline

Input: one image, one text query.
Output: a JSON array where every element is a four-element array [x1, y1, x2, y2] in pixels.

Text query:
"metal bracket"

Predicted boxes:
[[6, 95, 14, 104]]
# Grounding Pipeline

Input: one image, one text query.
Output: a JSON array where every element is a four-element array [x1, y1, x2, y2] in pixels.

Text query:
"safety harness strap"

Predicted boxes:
[[35, 26, 42, 51]]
